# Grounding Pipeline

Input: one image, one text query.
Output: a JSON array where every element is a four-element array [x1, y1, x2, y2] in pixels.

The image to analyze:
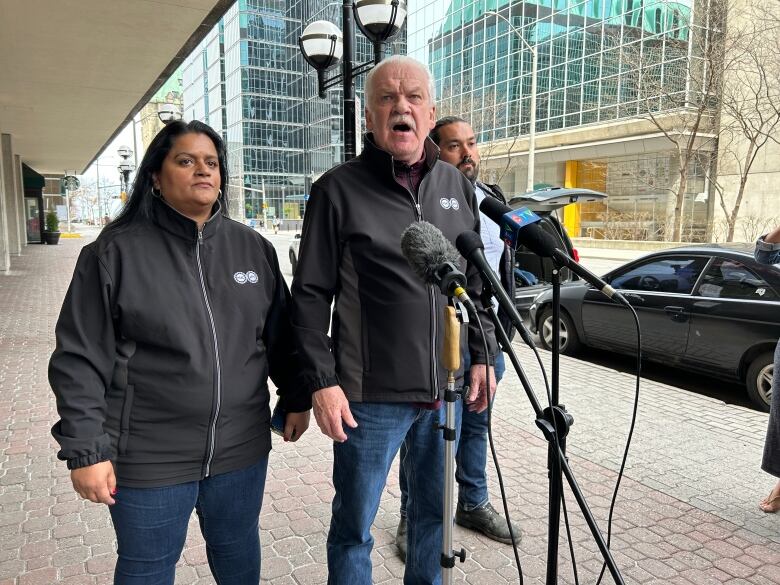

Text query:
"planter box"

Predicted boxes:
[[42, 231, 61, 245]]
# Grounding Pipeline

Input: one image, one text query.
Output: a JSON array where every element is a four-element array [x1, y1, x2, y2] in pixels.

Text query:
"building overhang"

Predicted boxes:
[[0, 0, 233, 175], [482, 114, 719, 166]]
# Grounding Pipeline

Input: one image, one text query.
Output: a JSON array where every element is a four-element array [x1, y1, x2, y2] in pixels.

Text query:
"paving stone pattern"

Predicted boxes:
[[0, 238, 778, 584]]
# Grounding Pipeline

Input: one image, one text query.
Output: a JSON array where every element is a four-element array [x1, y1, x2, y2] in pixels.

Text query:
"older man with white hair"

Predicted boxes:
[[290, 56, 497, 584]]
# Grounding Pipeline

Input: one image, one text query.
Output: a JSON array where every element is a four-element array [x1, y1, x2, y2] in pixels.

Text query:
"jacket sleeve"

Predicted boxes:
[[464, 188, 498, 365], [49, 246, 117, 469], [262, 245, 311, 412], [289, 184, 342, 393], [755, 235, 780, 265]]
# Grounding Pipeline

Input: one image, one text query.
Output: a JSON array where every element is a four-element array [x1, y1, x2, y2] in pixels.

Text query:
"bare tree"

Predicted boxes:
[[618, 0, 727, 241], [712, 0, 780, 240], [436, 86, 523, 186]]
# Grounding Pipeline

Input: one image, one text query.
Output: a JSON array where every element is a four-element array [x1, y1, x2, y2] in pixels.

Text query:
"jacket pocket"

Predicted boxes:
[[118, 385, 134, 456]]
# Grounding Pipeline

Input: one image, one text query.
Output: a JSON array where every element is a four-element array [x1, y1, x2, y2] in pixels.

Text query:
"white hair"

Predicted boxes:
[[364, 55, 436, 110]]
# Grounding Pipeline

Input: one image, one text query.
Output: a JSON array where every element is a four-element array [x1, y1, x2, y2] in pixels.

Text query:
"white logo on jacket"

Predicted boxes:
[[439, 197, 460, 210], [234, 271, 259, 285]]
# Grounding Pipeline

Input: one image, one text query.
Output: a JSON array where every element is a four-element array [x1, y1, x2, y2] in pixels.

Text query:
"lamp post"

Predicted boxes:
[[485, 10, 537, 192], [299, 0, 407, 162], [117, 145, 135, 208], [157, 102, 183, 124]]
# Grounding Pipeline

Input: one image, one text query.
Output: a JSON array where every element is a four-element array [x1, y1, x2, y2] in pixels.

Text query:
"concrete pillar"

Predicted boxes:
[[0, 136, 10, 272], [14, 155, 26, 248], [1, 134, 22, 255]]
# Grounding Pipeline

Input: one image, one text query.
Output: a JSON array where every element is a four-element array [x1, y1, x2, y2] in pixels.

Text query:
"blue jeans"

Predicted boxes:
[[400, 352, 506, 515], [328, 402, 444, 585], [109, 458, 268, 585]]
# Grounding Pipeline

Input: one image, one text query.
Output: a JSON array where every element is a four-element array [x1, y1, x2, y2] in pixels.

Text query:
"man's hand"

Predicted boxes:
[[284, 411, 311, 442], [466, 364, 496, 413], [71, 461, 116, 505], [312, 385, 358, 442]]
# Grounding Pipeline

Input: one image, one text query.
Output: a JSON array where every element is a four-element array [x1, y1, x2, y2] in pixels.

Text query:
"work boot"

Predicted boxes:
[[455, 502, 521, 544], [396, 516, 407, 563]]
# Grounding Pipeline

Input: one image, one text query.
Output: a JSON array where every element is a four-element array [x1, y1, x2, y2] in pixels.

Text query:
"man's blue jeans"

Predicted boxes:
[[328, 402, 444, 585], [400, 352, 506, 515], [109, 458, 268, 585]]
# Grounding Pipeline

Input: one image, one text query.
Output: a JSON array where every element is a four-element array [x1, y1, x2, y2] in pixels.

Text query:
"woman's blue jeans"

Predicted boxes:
[[108, 457, 268, 585], [399, 352, 506, 515]]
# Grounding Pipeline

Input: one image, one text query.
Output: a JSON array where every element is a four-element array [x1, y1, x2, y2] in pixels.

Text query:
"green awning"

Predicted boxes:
[[22, 163, 45, 190]]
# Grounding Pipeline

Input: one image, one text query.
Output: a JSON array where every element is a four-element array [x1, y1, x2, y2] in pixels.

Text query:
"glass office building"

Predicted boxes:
[[182, 0, 404, 227], [408, 0, 718, 240], [184, 1, 307, 224]]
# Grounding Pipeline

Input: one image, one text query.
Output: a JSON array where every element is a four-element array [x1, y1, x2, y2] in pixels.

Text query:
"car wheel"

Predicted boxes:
[[289, 249, 298, 273], [538, 307, 581, 356], [746, 351, 773, 412]]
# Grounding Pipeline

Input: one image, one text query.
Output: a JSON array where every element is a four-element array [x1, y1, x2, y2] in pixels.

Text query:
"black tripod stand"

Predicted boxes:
[[479, 272, 626, 585]]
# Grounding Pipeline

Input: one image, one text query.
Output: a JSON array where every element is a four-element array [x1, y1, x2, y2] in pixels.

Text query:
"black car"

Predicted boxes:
[[508, 188, 607, 313], [528, 245, 780, 410]]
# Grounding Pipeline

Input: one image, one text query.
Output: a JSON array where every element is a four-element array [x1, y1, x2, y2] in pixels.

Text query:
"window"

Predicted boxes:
[[610, 256, 709, 293], [697, 258, 778, 301]]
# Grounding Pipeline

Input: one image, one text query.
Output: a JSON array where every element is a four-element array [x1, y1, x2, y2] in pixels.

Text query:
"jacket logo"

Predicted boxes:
[[440, 197, 460, 211], [234, 270, 259, 285]]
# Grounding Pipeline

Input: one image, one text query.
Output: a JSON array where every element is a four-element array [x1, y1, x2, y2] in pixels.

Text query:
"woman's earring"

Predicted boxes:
[[217, 189, 223, 198], [152, 187, 162, 199]]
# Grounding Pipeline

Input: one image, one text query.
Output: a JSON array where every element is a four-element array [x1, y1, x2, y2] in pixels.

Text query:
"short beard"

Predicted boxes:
[[459, 162, 479, 183]]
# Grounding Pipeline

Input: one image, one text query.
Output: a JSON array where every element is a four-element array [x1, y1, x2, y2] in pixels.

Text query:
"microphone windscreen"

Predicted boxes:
[[401, 221, 460, 285], [455, 230, 484, 258]]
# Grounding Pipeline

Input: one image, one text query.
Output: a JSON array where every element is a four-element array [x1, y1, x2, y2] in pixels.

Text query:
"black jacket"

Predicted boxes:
[[290, 136, 496, 403], [49, 199, 308, 488]]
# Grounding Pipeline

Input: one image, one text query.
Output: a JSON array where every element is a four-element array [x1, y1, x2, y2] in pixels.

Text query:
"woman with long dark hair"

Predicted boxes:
[[49, 120, 310, 583]]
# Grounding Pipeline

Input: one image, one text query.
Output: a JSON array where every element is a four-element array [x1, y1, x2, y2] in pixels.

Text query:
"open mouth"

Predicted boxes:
[[392, 123, 413, 133]]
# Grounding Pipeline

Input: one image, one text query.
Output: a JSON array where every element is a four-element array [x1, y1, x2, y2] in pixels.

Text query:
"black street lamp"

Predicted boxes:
[[299, 0, 407, 162]]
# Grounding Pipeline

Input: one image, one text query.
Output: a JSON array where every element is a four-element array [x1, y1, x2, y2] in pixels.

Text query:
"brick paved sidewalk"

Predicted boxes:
[[1, 239, 778, 585]]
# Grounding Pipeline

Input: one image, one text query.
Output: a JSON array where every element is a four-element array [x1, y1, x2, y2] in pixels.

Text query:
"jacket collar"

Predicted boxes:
[[359, 133, 440, 178], [152, 196, 223, 242]]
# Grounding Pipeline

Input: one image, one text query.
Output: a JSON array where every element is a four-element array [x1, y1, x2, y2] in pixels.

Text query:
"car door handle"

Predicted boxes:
[[664, 306, 689, 322]]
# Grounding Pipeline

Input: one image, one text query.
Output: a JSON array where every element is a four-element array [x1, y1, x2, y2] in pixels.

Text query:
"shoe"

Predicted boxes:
[[396, 516, 407, 563], [455, 502, 521, 544], [759, 488, 780, 513]]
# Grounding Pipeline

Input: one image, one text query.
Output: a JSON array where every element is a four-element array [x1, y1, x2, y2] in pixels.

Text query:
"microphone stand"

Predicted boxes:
[[477, 282, 626, 585], [439, 303, 467, 584]]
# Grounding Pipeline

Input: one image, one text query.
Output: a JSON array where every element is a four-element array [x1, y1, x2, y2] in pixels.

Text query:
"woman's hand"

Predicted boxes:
[[70, 461, 117, 505], [284, 411, 311, 442]]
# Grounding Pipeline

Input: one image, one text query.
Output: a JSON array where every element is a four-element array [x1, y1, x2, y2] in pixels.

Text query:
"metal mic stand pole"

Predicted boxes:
[[546, 267, 566, 584], [440, 303, 467, 584], [477, 281, 625, 585]]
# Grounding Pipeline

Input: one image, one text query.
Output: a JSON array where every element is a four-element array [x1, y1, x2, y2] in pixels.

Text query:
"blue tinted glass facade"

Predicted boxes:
[[182, 0, 405, 223]]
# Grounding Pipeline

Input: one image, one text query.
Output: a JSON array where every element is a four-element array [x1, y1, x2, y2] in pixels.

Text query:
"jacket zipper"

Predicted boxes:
[[196, 227, 222, 477], [402, 167, 438, 401]]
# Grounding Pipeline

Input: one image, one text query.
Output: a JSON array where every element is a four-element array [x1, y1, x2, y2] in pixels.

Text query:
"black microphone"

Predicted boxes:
[[455, 231, 536, 348], [400, 221, 475, 312], [479, 197, 629, 306]]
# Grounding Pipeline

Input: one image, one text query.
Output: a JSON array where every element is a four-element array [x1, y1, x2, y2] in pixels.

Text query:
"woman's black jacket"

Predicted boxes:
[[49, 199, 309, 487]]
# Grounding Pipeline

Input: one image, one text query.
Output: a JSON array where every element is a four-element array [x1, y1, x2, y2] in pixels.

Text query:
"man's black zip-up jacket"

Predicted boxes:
[[290, 135, 496, 403], [49, 199, 309, 488]]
